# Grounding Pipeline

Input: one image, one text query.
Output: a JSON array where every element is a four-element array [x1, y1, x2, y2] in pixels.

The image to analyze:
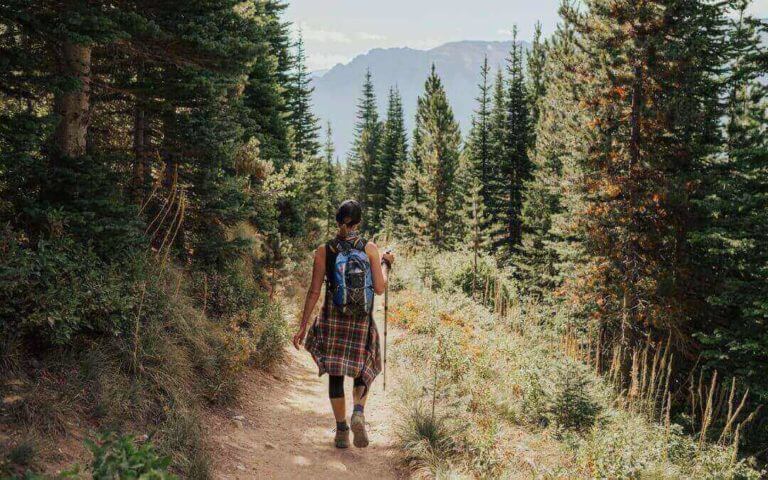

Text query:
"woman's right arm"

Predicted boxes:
[[367, 242, 394, 295], [293, 245, 326, 349]]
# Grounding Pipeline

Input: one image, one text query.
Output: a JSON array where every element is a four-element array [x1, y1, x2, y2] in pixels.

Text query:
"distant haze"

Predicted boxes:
[[311, 40, 527, 161]]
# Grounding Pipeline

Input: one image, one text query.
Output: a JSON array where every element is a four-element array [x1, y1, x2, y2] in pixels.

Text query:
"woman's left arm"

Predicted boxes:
[[293, 245, 326, 349]]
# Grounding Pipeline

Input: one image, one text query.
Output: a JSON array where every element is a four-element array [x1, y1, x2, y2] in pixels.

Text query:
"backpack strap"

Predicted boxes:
[[323, 240, 338, 319], [351, 237, 367, 252], [325, 240, 339, 284]]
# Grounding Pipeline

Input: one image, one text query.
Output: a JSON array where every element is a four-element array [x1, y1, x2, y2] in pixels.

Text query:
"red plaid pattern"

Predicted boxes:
[[305, 295, 381, 390]]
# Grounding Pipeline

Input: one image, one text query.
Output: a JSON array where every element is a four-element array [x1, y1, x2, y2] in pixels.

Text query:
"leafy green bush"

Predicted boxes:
[[0, 231, 147, 346], [198, 267, 263, 320], [6, 441, 35, 468], [578, 413, 762, 479], [88, 434, 177, 480], [192, 261, 287, 370], [1, 440, 38, 479]]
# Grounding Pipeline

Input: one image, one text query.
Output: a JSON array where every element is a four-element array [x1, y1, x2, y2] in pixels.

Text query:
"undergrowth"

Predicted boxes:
[[1, 433, 178, 479], [0, 225, 290, 478], [390, 249, 764, 479]]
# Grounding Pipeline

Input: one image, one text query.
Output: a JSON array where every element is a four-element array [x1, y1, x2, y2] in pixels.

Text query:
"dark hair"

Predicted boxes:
[[335, 200, 362, 228]]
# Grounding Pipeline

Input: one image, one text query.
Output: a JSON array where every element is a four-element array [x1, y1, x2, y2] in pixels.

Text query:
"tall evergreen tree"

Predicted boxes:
[[560, 0, 733, 346], [287, 32, 321, 164], [323, 122, 344, 233], [486, 68, 510, 246], [517, 15, 585, 302], [690, 11, 768, 400], [242, 0, 293, 168], [466, 56, 493, 216], [526, 22, 548, 142], [502, 27, 532, 255], [347, 69, 382, 233], [400, 66, 463, 248], [486, 28, 531, 260], [380, 87, 409, 233]]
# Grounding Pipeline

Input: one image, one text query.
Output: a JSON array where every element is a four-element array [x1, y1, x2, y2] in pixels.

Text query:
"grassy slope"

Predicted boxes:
[[0, 239, 290, 479], [388, 250, 762, 479]]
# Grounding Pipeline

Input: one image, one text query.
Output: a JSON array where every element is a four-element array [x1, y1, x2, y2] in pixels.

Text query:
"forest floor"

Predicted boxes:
[[207, 311, 406, 480]]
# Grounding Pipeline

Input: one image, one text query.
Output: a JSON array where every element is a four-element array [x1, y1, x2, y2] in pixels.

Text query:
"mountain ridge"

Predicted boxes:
[[310, 39, 529, 160]]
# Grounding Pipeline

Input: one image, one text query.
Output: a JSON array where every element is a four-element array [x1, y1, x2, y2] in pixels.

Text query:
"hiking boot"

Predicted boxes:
[[350, 412, 369, 448], [334, 427, 350, 449]]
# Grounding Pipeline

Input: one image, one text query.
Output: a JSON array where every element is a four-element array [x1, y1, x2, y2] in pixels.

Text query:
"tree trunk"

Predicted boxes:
[[472, 195, 478, 297], [53, 41, 91, 160], [629, 62, 643, 169], [133, 103, 151, 202]]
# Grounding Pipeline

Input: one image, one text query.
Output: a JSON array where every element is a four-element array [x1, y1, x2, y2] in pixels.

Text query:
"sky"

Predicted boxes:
[[285, 0, 768, 72]]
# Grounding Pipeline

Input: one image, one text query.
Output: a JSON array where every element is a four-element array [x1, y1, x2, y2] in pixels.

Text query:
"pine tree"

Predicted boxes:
[[486, 68, 510, 246], [486, 28, 531, 261], [324, 122, 343, 234], [526, 22, 548, 142], [560, 0, 733, 346], [380, 87, 409, 233], [466, 56, 493, 216], [502, 27, 531, 255], [347, 69, 383, 233], [453, 152, 491, 249], [153, 2, 264, 269], [690, 10, 768, 399], [400, 65, 462, 248], [288, 32, 321, 164], [517, 14, 585, 302], [242, 0, 293, 168]]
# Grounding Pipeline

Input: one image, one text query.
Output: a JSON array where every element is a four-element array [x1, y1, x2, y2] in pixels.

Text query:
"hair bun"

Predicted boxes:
[[335, 200, 363, 226]]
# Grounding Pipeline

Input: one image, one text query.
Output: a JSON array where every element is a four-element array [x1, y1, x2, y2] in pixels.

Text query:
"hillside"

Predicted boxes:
[[311, 40, 528, 160]]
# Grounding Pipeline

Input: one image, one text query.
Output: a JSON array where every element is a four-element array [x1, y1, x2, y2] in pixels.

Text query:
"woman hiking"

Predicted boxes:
[[293, 200, 395, 449]]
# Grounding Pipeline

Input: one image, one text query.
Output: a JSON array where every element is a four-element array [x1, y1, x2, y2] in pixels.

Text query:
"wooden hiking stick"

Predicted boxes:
[[383, 272, 389, 391], [383, 249, 392, 391]]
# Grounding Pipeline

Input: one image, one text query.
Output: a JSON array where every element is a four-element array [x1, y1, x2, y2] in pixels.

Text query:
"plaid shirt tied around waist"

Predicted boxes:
[[305, 238, 381, 390]]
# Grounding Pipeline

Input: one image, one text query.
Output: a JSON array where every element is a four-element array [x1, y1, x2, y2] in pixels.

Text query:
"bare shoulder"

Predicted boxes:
[[315, 244, 326, 260]]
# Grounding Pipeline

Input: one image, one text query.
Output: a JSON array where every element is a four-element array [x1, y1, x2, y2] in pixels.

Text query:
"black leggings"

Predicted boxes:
[[328, 375, 366, 399]]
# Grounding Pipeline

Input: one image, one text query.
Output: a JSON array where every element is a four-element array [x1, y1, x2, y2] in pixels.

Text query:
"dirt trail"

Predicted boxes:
[[208, 314, 404, 480]]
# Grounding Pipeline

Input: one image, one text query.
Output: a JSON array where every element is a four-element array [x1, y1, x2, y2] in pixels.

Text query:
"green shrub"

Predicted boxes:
[[547, 361, 602, 432], [88, 434, 177, 480], [249, 304, 288, 369], [451, 255, 514, 305], [0, 232, 146, 346], [197, 267, 262, 320], [1, 440, 40, 479]]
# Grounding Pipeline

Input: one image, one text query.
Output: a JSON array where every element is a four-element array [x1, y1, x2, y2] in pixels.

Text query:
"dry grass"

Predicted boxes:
[[388, 249, 763, 479]]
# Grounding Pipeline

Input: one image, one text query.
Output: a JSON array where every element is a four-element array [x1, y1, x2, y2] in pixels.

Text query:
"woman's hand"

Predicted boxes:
[[293, 324, 307, 350], [382, 251, 395, 269]]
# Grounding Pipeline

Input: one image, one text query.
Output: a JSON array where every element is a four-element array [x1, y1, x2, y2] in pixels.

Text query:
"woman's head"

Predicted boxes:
[[336, 199, 362, 236]]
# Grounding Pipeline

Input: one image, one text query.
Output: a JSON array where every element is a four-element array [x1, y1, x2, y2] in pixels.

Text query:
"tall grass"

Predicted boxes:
[[389, 249, 763, 479]]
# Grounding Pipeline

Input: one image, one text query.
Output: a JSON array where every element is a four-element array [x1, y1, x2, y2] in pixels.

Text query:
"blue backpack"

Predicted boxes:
[[326, 237, 374, 316]]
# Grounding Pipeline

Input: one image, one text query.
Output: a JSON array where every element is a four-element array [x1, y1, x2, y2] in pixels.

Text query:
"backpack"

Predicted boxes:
[[326, 237, 374, 316]]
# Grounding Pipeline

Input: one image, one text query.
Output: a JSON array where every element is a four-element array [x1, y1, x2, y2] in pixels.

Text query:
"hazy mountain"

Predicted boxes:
[[310, 40, 528, 161]]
